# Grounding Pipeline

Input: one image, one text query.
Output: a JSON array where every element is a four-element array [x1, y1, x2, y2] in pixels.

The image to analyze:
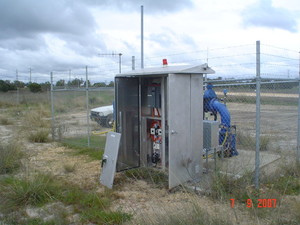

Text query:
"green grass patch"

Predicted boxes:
[[264, 162, 300, 195], [0, 143, 24, 174], [81, 209, 131, 225], [58, 182, 131, 224], [211, 170, 256, 202], [61, 135, 105, 160], [210, 162, 300, 206], [0, 173, 131, 224], [0, 174, 61, 211]]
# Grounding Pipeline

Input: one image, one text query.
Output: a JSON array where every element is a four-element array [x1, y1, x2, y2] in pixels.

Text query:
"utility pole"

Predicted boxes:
[[141, 5, 144, 69], [98, 52, 123, 73], [16, 69, 19, 104], [29, 68, 32, 83]]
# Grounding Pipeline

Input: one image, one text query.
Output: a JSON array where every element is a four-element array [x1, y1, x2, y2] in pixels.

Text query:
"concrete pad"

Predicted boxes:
[[187, 150, 281, 193], [205, 149, 281, 177]]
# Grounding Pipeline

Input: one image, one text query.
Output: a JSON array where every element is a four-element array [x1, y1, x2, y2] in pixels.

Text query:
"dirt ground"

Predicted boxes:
[[0, 101, 299, 224]]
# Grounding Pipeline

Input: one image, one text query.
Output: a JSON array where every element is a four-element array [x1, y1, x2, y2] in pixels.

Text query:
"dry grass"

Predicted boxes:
[[23, 109, 50, 129], [0, 143, 24, 174], [63, 163, 76, 173], [20, 105, 51, 142], [236, 131, 271, 151], [135, 201, 233, 225], [27, 128, 50, 143], [0, 116, 13, 125]]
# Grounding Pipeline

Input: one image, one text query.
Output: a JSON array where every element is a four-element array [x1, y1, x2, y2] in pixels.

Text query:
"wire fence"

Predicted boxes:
[[1, 41, 299, 188]]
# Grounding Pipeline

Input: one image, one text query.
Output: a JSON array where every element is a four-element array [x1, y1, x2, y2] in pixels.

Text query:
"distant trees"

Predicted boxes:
[[93, 82, 106, 87], [67, 78, 83, 87], [0, 78, 114, 92], [0, 80, 16, 92], [93, 81, 114, 87], [14, 80, 25, 88], [107, 81, 114, 87], [40, 82, 51, 91], [56, 79, 65, 87], [28, 82, 42, 93]]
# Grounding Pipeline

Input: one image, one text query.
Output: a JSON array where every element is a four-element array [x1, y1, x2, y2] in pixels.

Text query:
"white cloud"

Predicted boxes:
[[242, 0, 299, 32], [0, 0, 299, 82]]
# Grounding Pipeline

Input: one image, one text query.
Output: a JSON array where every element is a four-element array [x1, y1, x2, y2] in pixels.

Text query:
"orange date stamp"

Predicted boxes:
[[230, 198, 277, 208]]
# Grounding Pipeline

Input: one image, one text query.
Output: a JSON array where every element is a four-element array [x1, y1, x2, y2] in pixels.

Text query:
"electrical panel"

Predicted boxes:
[[203, 120, 219, 149], [147, 85, 161, 108]]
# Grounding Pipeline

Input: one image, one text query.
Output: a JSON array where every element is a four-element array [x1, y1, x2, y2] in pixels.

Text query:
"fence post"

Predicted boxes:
[[255, 41, 261, 189], [132, 56, 135, 70], [16, 69, 20, 104], [86, 66, 90, 147], [50, 72, 55, 140], [297, 51, 300, 164]]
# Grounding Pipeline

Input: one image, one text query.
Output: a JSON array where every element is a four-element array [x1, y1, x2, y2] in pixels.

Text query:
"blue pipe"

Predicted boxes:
[[209, 99, 230, 128], [204, 85, 238, 156]]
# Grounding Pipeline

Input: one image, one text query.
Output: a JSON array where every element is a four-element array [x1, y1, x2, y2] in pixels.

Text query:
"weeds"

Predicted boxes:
[[63, 163, 76, 173], [0, 143, 24, 174], [0, 174, 61, 211], [236, 131, 270, 151], [58, 182, 131, 224], [23, 109, 50, 129], [117, 167, 168, 189], [28, 129, 50, 143], [0, 116, 13, 125], [211, 171, 255, 201], [264, 162, 300, 195]]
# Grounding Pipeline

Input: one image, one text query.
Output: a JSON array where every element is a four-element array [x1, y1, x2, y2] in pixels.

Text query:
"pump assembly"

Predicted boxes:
[[203, 84, 238, 157]]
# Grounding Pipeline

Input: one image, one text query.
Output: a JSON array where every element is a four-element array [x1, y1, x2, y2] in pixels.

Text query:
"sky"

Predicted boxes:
[[0, 0, 299, 83]]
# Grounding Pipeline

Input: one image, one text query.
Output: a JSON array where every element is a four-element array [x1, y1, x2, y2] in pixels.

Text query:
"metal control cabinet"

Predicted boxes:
[[114, 64, 214, 189], [203, 120, 219, 149]]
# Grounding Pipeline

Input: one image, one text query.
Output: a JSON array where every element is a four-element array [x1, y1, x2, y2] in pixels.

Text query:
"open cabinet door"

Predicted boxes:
[[168, 74, 203, 189], [115, 77, 140, 171], [100, 132, 121, 189]]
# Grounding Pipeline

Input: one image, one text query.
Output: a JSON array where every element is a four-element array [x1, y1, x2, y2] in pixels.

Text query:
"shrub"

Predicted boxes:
[[28, 83, 42, 93]]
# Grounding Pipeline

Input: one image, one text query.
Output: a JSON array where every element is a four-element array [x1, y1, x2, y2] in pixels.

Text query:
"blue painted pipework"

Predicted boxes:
[[204, 84, 238, 156]]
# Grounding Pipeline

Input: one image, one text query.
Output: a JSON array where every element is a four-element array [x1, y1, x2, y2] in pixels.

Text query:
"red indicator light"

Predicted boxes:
[[162, 59, 168, 66]]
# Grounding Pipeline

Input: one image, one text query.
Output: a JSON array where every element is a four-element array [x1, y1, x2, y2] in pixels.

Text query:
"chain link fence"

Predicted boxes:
[[2, 41, 296, 188], [202, 78, 299, 186], [50, 70, 115, 149]]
